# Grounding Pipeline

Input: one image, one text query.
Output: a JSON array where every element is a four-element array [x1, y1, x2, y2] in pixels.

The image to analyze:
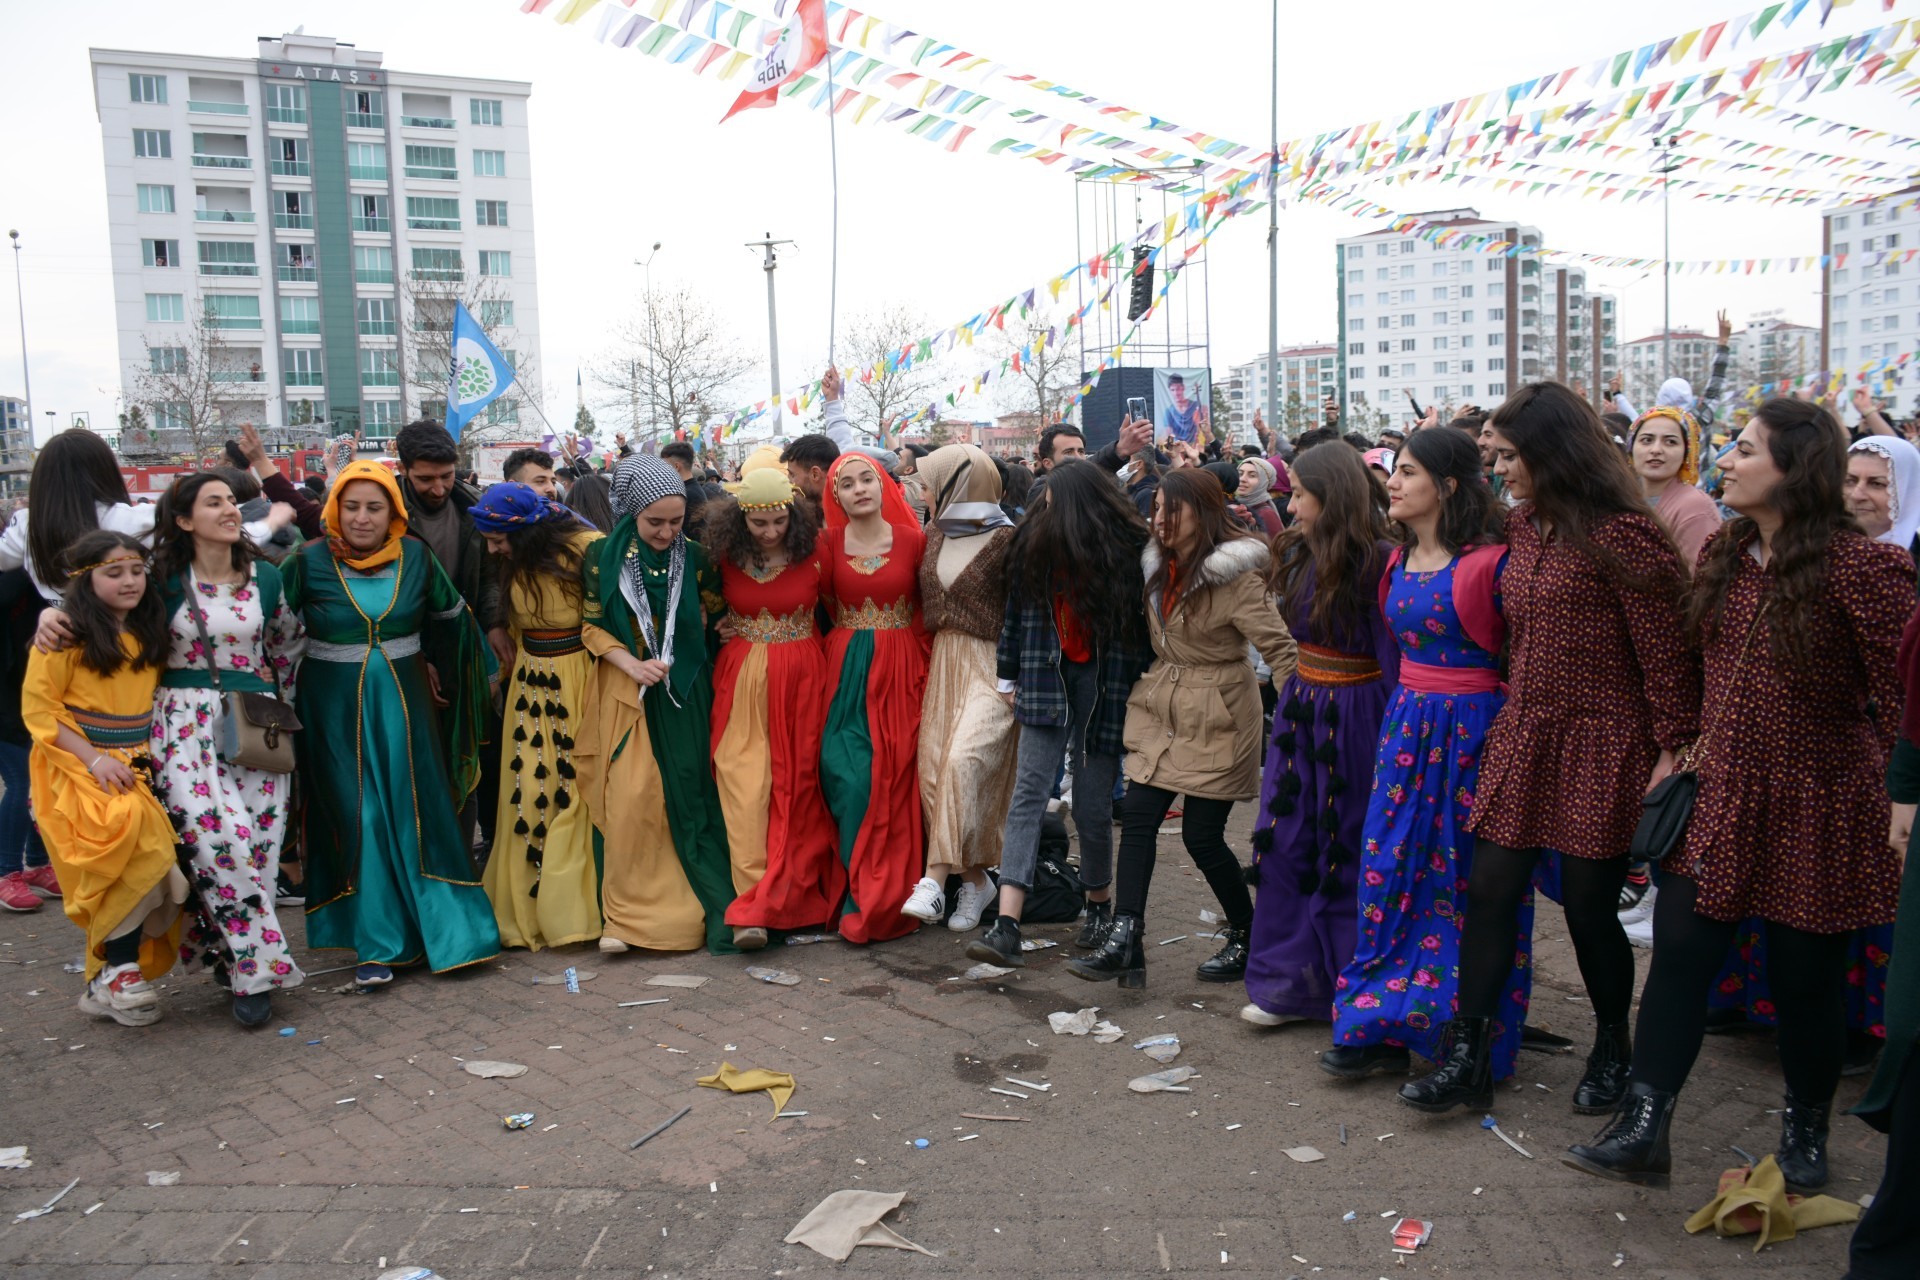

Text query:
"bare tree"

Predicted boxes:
[[837, 304, 945, 436], [128, 302, 268, 461], [396, 270, 540, 448], [991, 312, 1076, 429], [591, 287, 754, 444]]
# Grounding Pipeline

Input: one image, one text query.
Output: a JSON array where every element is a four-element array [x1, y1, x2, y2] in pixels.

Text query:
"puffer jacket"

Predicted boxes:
[[1123, 536, 1297, 800]]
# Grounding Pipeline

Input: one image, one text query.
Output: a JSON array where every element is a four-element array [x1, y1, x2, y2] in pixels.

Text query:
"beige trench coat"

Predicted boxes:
[[1123, 537, 1298, 801]]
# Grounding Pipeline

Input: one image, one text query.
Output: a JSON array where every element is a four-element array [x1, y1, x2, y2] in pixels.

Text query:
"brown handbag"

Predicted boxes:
[[187, 570, 301, 774]]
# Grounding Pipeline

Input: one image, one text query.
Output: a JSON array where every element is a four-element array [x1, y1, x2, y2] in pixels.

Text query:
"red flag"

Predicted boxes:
[[720, 0, 829, 123]]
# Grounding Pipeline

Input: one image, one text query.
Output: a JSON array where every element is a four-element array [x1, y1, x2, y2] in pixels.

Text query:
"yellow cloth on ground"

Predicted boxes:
[[712, 644, 772, 894], [696, 1060, 795, 1119], [1684, 1155, 1862, 1252]]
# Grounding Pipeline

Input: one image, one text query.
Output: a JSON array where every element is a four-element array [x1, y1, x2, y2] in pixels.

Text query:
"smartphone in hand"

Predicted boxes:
[[1127, 395, 1148, 422]]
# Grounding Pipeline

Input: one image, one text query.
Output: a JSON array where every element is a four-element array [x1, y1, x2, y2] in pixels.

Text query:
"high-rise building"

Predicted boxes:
[[0, 395, 31, 498], [1335, 208, 1617, 429], [1231, 344, 1339, 438], [1621, 328, 1717, 403], [89, 32, 541, 450], [1823, 186, 1917, 387], [1733, 317, 1820, 389]]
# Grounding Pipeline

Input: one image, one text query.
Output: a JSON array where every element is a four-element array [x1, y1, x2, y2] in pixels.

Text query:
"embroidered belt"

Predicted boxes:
[[66, 706, 152, 750], [834, 597, 913, 631], [307, 634, 423, 664], [727, 607, 817, 644], [520, 627, 585, 658], [1295, 641, 1382, 688]]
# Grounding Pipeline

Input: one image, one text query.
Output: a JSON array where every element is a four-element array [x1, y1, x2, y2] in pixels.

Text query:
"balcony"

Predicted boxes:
[[404, 163, 456, 180], [358, 318, 397, 336], [406, 213, 459, 231], [402, 115, 456, 129], [285, 371, 324, 387], [206, 314, 261, 331], [195, 209, 256, 224], [409, 267, 463, 282], [192, 153, 251, 170], [281, 316, 321, 335], [270, 159, 311, 178], [198, 262, 259, 278], [272, 212, 313, 230], [352, 215, 391, 233], [278, 265, 317, 283], [267, 104, 307, 125], [349, 163, 389, 182], [361, 368, 401, 388], [209, 370, 266, 384], [345, 111, 385, 129], [188, 99, 248, 116], [356, 267, 395, 285]]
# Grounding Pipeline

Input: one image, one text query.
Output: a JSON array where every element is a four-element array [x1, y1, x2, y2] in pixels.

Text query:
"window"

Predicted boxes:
[[1375, 292, 1391, 306], [273, 191, 312, 230], [410, 247, 463, 281], [1375, 316, 1390, 330], [356, 297, 395, 336], [359, 348, 400, 388], [1399, 314, 1415, 327], [1834, 321, 1852, 338], [281, 295, 321, 335], [1433, 336, 1449, 350], [1835, 268, 1850, 284], [479, 250, 512, 277], [129, 74, 167, 104], [1377, 365, 1392, 378], [354, 245, 394, 285], [348, 142, 388, 181], [1346, 269, 1363, 284], [266, 83, 306, 125], [473, 149, 507, 177], [1375, 243, 1388, 257], [196, 240, 257, 276], [1835, 242, 1852, 256], [1375, 268, 1389, 281], [148, 346, 187, 374], [1432, 312, 1449, 325], [403, 145, 457, 180], [141, 238, 179, 268], [347, 89, 385, 129], [151, 403, 190, 431], [486, 399, 519, 426], [1399, 265, 1415, 280], [1488, 307, 1505, 321], [1376, 341, 1390, 353], [1488, 357, 1506, 372], [1347, 293, 1363, 308], [1460, 359, 1475, 373], [1488, 259, 1504, 273], [145, 293, 185, 322], [1399, 363, 1416, 377], [1432, 287, 1449, 301], [365, 398, 401, 430], [471, 98, 504, 125], [1347, 342, 1364, 356], [137, 184, 175, 214], [353, 194, 390, 233], [480, 300, 515, 327], [134, 129, 171, 159], [474, 199, 509, 227], [1461, 284, 1474, 298], [204, 295, 262, 329], [1399, 240, 1414, 254], [1433, 361, 1450, 374], [1348, 317, 1364, 332], [1460, 309, 1474, 323], [1400, 338, 1417, 352], [1459, 334, 1474, 349], [271, 137, 309, 177], [278, 243, 316, 282], [1487, 384, 1504, 396], [405, 196, 461, 230], [1350, 366, 1365, 379], [1835, 215, 1851, 230], [283, 348, 324, 387], [1399, 290, 1416, 303], [1433, 263, 1449, 278], [1433, 387, 1448, 400]]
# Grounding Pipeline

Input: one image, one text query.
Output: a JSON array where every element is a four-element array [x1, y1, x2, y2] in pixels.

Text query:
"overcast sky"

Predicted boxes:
[[4, 0, 1915, 440]]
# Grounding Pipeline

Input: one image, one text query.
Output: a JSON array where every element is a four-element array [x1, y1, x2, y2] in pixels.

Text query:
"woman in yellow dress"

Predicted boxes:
[[24, 531, 187, 1026], [473, 483, 604, 950]]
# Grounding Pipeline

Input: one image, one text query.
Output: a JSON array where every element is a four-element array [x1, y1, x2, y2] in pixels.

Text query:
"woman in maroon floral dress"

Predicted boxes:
[[1401, 382, 1700, 1117], [1566, 398, 1913, 1191]]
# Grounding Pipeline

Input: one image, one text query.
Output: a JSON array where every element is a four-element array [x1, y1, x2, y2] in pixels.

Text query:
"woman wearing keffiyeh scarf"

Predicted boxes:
[[575, 456, 739, 955]]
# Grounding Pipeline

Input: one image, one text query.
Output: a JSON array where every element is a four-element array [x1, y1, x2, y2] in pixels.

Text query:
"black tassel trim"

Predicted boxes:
[[1322, 701, 1339, 727], [1244, 859, 1263, 887], [1281, 695, 1303, 721], [1264, 792, 1286, 817], [1317, 867, 1340, 895], [556, 759, 576, 780], [514, 817, 530, 836], [1327, 774, 1348, 797], [1276, 731, 1297, 754], [1319, 809, 1340, 833], [533, 762, 549, 781], [530, 731, 545, 749], [554, 789, 571, 810], [509, 788, 522, 806], [1279, 773, 1303, 799], [509, 755, 523, 773], [531, 822, 547, 840], [528, 880, 540, 899], [513, 725, 527, 742], [514, 693, 529, 712], [1250, 827, 1274, 854], [534, 793, 550, 810]]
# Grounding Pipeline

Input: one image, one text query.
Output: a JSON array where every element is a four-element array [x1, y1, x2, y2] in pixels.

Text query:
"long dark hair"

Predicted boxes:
[[492, 514, 593, 608], [1007, 459, 1148, 647], [26, 429, 132, 593], [702, 494, 818, 573], [566, 472, 615, 531], [59, 531, 168, 676], [1687, 398, 1852, 665], [1397, 427, 1505, 555], [153, 472, 256, 587], [1488, 381, 1672, 587], [1269, 443, 1387, 645], [1149, 467, 1262, 614]]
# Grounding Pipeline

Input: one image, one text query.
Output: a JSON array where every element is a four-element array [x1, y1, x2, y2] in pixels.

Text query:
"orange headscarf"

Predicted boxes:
[[822, 453, 918, 532], [321, 460, 410, 571]]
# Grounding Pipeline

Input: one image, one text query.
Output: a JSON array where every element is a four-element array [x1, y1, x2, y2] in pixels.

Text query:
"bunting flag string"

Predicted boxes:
[[1733, 349, 1916, 404]]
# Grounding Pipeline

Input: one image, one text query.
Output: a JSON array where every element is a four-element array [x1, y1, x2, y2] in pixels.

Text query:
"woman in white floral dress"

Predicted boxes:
[[149, 472, 307, 1027]]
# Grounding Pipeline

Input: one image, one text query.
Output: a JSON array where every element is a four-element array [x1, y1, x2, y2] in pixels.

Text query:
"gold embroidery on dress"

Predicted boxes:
[[835, 597, 913, 630], [847, 554, 889, 575], [727, 607, 817, 644], [744, 561, 785, 584]]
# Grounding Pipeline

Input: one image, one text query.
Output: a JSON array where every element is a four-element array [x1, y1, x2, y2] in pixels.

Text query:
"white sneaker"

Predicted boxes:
[[1240, 1002, 1304, 1028], [901, 876, 946, 923], [78, 963, 161, 1027], [947, 879, 993, 932], [1624, 915, 1654, 950], [597, 935, 630, 954], [1618, 882, 1657, 930]]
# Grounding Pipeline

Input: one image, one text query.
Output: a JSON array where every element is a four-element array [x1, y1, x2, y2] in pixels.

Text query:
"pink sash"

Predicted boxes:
[[1398, 659, 1505, 696]]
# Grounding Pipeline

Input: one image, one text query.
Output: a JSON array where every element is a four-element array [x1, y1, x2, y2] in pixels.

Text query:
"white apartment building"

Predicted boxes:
[[1733, 317, 1820, 387], [1336, 209, 1618, 426], [90, 32, 541, 449], [1231, 344, 1339, 435], [0, 395, 31, 498], [1824, 187, 1917, 386], [1622, 329, 1717, 403]]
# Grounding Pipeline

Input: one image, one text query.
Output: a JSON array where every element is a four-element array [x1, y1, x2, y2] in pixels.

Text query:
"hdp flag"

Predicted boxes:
[[445, 301, 515, 440], [719, 0, 827, 122]]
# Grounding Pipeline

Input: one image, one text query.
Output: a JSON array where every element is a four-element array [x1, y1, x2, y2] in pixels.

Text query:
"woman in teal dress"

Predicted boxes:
[[281, 460, 499, 986]]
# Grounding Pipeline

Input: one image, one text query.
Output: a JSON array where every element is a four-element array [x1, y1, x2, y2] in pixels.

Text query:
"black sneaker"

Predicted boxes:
[[274, 870, 305, 907], [232, 991, 272, 1028], [1617, 871, 1651, 912], [965, 916, 1025, 967]]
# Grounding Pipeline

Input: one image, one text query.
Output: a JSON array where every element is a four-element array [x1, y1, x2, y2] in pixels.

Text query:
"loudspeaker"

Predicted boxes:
[[1077, 365, 1159, 455]]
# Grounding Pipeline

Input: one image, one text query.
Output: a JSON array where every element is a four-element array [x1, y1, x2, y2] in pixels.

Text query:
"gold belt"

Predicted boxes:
[[1295, 641, 1382, 688], [834, 597, 913, 631], [727, 607, 817, 644]]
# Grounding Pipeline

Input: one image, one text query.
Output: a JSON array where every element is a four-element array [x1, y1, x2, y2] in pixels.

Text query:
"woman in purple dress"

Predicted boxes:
[[1324, 429, 1531, 1080], [1243, 444, 1398, 1026]]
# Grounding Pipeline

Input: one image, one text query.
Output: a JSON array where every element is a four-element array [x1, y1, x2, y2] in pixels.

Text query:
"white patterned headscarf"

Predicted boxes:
[[610, 454, 687, 689], [1850, 435, 1920, 552]]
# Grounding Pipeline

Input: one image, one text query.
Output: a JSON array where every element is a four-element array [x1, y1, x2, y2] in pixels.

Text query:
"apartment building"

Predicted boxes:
[[1823, 187, 1918, 382], [1231, 344, 1339, 435]]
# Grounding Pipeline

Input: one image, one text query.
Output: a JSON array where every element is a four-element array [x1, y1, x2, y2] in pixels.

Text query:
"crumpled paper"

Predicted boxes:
[[784, 1190, 935, 1261], [1048, 1008, 1100, 1035], [463, 1060, 528, 1079], [1128, 1067, 1198, 1093], [697, 1061, 795, 1120], [1685, 1155, 1862, 1252], [0, 1147, 30, 1170]]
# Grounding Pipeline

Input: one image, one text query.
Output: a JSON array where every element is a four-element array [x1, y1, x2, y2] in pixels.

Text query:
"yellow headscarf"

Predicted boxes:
[[1630, 406, 1702, 486], [740, 445, 784, 477], [321, 460, 410, 571], [725, 467, 798, 510]]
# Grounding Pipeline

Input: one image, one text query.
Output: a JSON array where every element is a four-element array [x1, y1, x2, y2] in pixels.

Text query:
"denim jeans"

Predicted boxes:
[[998, 659, 1118, 895], [0, 739, 49, 876]]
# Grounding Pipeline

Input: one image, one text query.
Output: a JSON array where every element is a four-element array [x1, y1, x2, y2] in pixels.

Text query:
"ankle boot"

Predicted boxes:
[[1075, 898, 1114, 951], [1195, 925, 1250, 983], [1320, 1043, 1412, 1080], [1572, 1022, 1633, 1115], [965, 915, 1025, 968], [1776, 1091, 1831, 1190], [1398, 1016, 1493, 1113], [1561, 1081, 1675, 1188], [1066, 913, 1145, 989]]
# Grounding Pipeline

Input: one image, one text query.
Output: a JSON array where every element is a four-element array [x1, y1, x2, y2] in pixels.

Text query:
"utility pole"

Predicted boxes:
[[8, 231, 31, 443], [634, 242, 662, 442], [1265, 2, 1280, 446], [746, 232, 795, 430], [1654, 135, 1682, 378]]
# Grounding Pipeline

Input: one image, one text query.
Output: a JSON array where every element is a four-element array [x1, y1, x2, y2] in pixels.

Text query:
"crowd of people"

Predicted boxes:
[[2, 357, 1918, 1276]]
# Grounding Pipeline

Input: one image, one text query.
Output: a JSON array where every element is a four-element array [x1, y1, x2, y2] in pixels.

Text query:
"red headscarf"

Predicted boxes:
[[822, 453, 919, 532]]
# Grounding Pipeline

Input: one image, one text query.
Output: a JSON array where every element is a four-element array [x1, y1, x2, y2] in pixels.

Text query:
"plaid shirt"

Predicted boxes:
[[996, 587, 1152, 758]]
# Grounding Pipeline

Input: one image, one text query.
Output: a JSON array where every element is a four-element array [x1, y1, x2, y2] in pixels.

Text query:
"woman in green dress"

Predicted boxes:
[[281, 460, 499, 986]]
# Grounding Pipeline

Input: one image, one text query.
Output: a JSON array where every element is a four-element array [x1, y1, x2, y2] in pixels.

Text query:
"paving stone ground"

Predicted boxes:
[[0, 806, 1886, 1279]]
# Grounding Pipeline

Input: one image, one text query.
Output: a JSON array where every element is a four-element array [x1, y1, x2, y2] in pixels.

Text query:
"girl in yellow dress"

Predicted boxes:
[[24, 531, 187, 1027]]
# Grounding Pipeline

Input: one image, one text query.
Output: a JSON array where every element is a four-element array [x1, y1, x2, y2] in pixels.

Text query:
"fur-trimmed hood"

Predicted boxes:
[[1141, 534, 1271, 595]]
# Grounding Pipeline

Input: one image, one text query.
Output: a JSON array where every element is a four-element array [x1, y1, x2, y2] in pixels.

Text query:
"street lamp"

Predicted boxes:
[[634, 242, 662, 441], [1653, 135, 1683, 378], [7, 230, 31, 444]]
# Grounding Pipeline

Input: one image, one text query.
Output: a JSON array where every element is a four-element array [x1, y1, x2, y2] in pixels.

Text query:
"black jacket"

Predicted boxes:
[[397, 477, 502, 631]]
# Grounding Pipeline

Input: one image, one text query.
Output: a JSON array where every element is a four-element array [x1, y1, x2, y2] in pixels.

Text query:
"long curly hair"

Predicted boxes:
[[1268, 443, 1387, 647], [701, 494, 818, 573], [492, 515, 594, 608], [1006, 459, 1149, 649], [152, 471, 257, 588], [60, 531, 168, 676], [1396, 427, 1506, 554], [1686, 398, 1852, 666]]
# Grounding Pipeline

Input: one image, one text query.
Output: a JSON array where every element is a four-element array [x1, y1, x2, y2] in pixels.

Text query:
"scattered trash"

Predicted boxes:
[[463, 1060, 529, 1080], [83, 1203, 102, 1215], [13, 1178, 79, 1222], [775, 1111, 809, 1119], [529, 968, 596, 986], [1019, 938, 1058, 952], [1338, 1124, 1347, 1146], [305, 1039, 322, 1046], [960, 1113, 1029, 1122], [988, 1087, 1029, 1100], [784, 933, 835, 946], [335, 1098, 356, 1106], [629, 1104, 693, 1151], [1612, 1255, 1625, 1269], [1005, 1077, 1051, 1092], [646, 974, 711, 989], [1128, 1067, 1198, 1093], [1091, 1020, 1125, 1043], [1375, 1133, 1395, 1142], [377, 1270, 445, 1280], [913, 1138, 929, 1149], [62, 960, 84, 974], [144, 1171, 180, 1186], [1391, 1219, 1433, 1251], [1342, 1211, 1358, 1222], [1283, 1146, 1325, 1163], [1048, 1007, 1101, 1035], [1730, 1144, 1758, 1167], [503, 1113, 535, 1130], [957, 962, 1015, 981], [1686, 1155, 1862, 1251], [784, 1190, 935, 1261], [1614, 1212, 1626, 1223], [1199, 909, 1224, 924], [1473, 1187, 1484, 1196], [1157, 935, 1189, 946], [697, 1061, 796, 1118], [957, 1134, 979, 1142], [1134, 1033, 1181, 1064], [617, 998, 670, 1008], [745, 966, 802, 986], [276, 1027, 296, 1037], [1481, 1115, 1533, 1159], [1225, 1123, 1243, 1132], [0, 1147, 30, 1170], [543, 1124, 559, 1132]]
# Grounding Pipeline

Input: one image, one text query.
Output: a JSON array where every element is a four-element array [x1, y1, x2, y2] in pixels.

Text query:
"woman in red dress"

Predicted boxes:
[[1402, 381, 1700, 1117], [1566, 398, 1913, 1190], [707, 468, 842, 950], [819, 454, 930, 944]]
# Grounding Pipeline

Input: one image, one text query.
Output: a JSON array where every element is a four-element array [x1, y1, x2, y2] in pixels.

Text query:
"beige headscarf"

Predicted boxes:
[[917, 444, 1011, 537]]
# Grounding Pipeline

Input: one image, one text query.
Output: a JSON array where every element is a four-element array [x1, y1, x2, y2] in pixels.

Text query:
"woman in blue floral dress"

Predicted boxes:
[[1326, 430, 1532, 1081]]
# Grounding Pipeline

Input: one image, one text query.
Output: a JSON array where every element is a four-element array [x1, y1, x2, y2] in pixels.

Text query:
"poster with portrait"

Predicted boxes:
[[1153, 368, 1213, 447]]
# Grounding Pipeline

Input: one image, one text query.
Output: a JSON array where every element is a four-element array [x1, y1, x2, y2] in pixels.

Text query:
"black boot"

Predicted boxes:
[[1195, 925, 1250, 983], [1776, 1092, 1831, 1190], [231, 991, 272, 1029], [1572, 1022, 1633, 1115], [965, 915, 1025, 968], [1320, 1043, 1411, 1080], [1561, 1081, 1676, 1188], [1075, 897, 1114, 951], [1398, 1016, 1493, 1113], [1066, 913, 1145, 989]]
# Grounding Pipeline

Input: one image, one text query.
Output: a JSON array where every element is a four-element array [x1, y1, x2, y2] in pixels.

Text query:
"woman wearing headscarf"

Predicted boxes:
[[1236, 456, 1285, 537], [577, 455, 737, 955], [1847, 434, 1920, 562], [279, 460, 499, 986], [1630, 405, 1722, 566], [819, 452, 930, 944], [905, 445, 1018, 931], [472, 483, 604, 952]]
